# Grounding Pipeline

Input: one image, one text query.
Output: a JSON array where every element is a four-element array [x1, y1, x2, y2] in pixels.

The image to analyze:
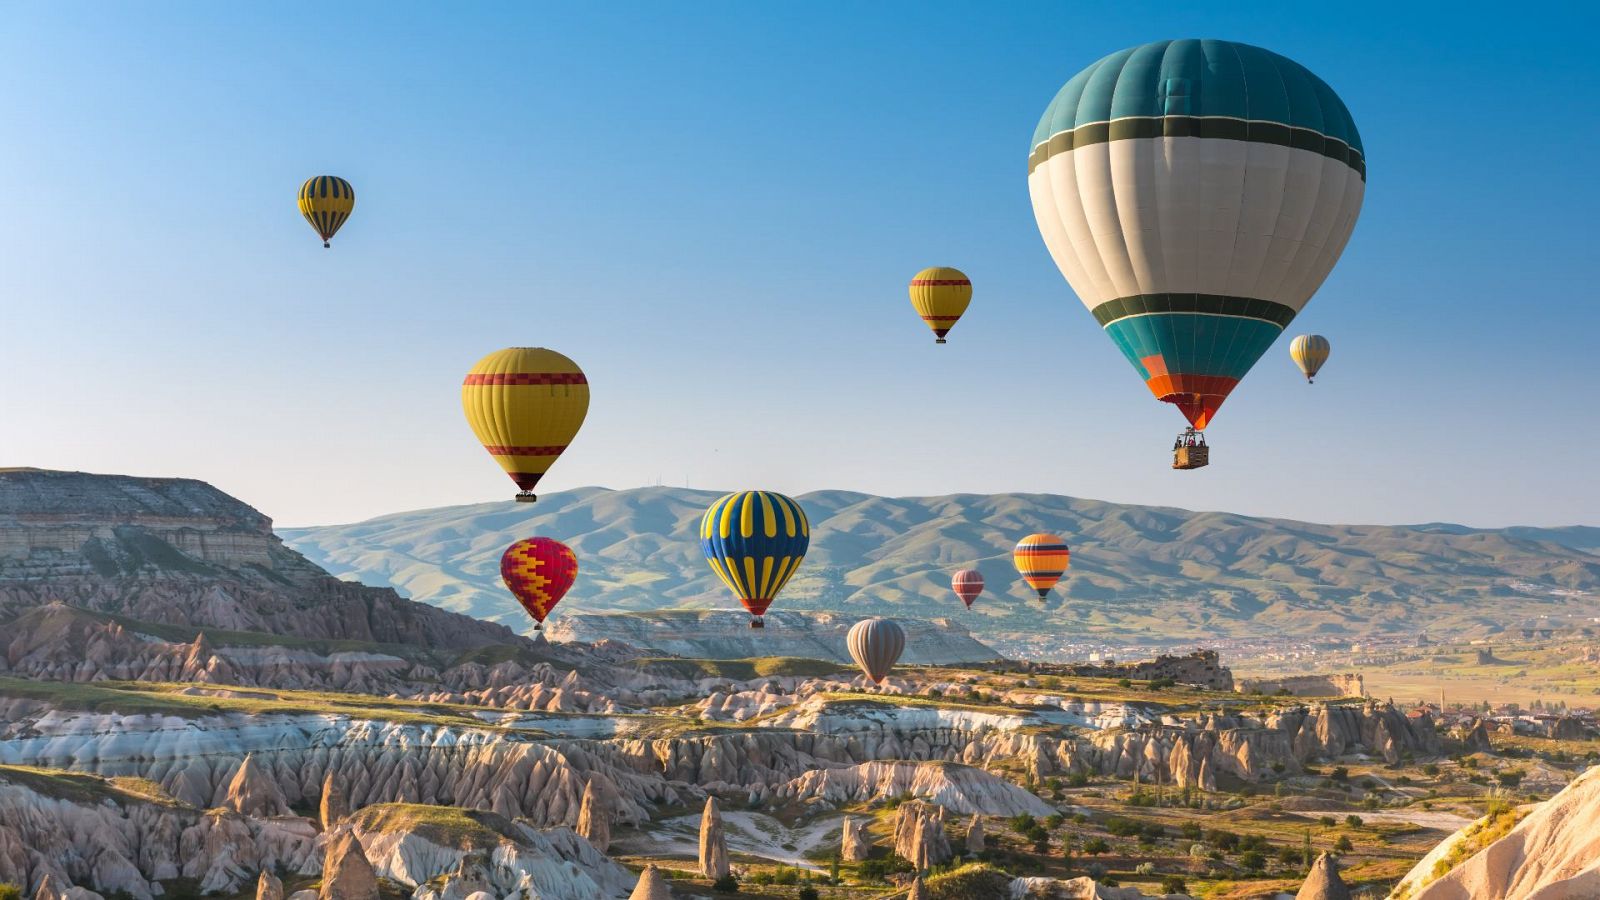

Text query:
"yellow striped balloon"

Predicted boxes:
[[908, 266, 973, 344], [298, 176, 355, 248], [1289, 334, 1331, 383], [461, 348, 590, 502], [699, 490, 810, 628], [1013, 533, 1070, 601]]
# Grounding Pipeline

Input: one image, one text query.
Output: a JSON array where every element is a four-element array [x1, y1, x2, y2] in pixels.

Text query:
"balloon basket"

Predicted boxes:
[[1173, 429, 1209, 470], [515, 492, 538, 503], [749, 617, 765, 629], [935, 338, 947, 344]]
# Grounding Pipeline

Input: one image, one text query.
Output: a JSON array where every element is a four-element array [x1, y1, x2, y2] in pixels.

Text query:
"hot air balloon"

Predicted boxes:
[[1014, 533, 1070, 601], [298, 176, 355, 248], [461, 348, 590, 502], [700, 491, 809, 628], [1290, 334, 1331, 383], [951, 569, 984, 609], [500, 537, 578, 631], [1028, 40, 1365, 464], [908, 267, 973, 344], [847, 617, 905, 684]]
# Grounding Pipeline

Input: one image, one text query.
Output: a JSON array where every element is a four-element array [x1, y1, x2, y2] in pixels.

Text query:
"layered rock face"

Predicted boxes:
[[0, 470, 520, 651], [1237, 673, 1366, 698], [547, 609, 1000, 664], [1393, 764, 1600, 898]]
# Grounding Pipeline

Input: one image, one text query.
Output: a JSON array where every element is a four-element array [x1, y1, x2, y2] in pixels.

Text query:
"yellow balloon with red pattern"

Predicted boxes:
[[461, 348, 590, 502]]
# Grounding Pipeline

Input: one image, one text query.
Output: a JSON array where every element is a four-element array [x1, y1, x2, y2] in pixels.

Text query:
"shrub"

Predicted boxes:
[[1066, 772, 1090, 788], [1334, 835, 1354, 853], [1105, 818, 1142, 837], [1423, 763, 1441, 776], [1345, 815, 1364, 828], [1206, 829, 1240, 851], [1318, 816, 1336, 827], [1239, 850, 1266, 872], [1009, 813, 1038, 835], [1330, 766, 1350, 782], [1135, 862, 1156, 875], [1179, 821, 1202, 840], [0, 885, 21, 900], [1045, 813, 1065, 829], [798, 888, 819, 900], [1082, 837, 1109, 856], [1160, 876, 1188, 894], [1497, 769, 1526, 788], [713, 874, 739, 892], [1117, 678, 1133, 688]]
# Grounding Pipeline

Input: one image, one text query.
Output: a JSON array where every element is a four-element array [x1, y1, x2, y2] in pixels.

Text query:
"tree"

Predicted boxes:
[[829, 854, 841, 885], [1160, 876, 1188, 895], [1083, 837, 1109, 856], [1239, 850, 1266, 872], [1334, 835, 1354, 853], [1303, 830, 1313, 869], [1345, 815, 1363, 828]]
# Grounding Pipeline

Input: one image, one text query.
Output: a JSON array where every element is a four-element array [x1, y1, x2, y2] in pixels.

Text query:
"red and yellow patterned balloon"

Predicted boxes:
[[500, 537, 578, 630]]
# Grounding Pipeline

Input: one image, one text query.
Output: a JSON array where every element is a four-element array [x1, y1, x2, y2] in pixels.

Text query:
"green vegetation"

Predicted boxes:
[[0, 677, 490, 727], [350, 803, 519, 850], [627, 656, 851, 680], [0, 764, 183, 808]]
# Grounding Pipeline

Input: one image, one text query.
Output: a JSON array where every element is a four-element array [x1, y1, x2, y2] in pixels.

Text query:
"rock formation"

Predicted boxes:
[[894, 800, 951, 870], [1296, 854, 1350, 900], [698, 796, 729, 880], [320, 832, 379, 900], [630, 866, 672, 900], [33, 875, 61, 900], [256, 872, 285, 900], [576, 778, 609, 852], [222, 754, 291, 817], [1237, 673, 1365, 698], [1393, 764, 1600, 898], [841, 816, 871, 861], [906, 875, 927, 900], [965, 814, 985, 854], [319, 772, 350, 829], [1466, 719, 1493, 753]]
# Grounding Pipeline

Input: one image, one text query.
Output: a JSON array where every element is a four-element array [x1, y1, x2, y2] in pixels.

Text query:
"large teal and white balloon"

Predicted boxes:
[[1028, 39, 1365, 430]]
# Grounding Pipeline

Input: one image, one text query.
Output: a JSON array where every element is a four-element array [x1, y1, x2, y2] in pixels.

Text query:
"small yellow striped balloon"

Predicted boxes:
[[298, 176, 355, 248], [461, 348, 590, 502], [908, 266, 973, 344], [1013, 533, 1070, 601], [1289, 334, 1332, 383]]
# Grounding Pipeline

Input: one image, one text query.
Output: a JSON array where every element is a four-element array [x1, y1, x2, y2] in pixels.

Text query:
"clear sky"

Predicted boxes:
[[3, 2, 1596, 529]]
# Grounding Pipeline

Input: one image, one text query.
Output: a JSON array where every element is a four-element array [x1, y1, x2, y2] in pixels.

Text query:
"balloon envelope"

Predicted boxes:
[[951, 569, 984, 608], [298, 176, 355, 247], [908, 267, 973, 343], [847, 617, 906, 684], [1014, 533, 1070, 600], [500, 537, 578, 630], [1290, 334, 1331, 382], [699, 491, 809, 626], [461, 348, 590, 500], [1028, 40, 1365, 429]]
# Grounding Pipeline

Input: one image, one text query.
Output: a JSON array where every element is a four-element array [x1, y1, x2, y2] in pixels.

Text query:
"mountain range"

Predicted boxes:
[[282, 486, 1600, 645]]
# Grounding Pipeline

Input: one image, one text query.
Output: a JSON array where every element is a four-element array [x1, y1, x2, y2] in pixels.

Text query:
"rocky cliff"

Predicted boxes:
[[546, 609, 999, 664], [0, 470, 521, 651]]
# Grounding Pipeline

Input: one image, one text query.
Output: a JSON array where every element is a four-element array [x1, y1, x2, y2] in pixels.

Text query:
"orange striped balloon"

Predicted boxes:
[[1013, 533, 1070, 600]]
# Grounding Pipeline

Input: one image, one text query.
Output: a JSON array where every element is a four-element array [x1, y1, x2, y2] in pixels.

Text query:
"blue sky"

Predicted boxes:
[[2, 2, 1596, 528]]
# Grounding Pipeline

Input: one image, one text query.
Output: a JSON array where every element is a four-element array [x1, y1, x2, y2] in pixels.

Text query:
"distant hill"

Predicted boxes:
[[282, 487, 1600, 644]]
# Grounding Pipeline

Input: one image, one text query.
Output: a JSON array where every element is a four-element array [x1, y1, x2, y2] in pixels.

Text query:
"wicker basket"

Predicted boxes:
[[1173, 445, 1210, 470]]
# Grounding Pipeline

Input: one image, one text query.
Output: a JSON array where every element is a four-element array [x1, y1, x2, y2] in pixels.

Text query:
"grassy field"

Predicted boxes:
[[1270, 640, 1600, 707]]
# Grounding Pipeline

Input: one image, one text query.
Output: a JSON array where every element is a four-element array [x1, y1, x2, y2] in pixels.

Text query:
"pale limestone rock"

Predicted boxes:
[[841, 816, 871, 861], [319, 832, 378, 900], [1295, 853, 1350, 900], [34, 874, 62, 900], [906, 875, 927, 899], [576, 779, 610, 852], [698, 796, 729, 880], [629, 865, 672, 899]]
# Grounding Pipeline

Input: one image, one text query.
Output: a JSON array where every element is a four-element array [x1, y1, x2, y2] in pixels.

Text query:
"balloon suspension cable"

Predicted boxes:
[[515, 492, 538, 503]]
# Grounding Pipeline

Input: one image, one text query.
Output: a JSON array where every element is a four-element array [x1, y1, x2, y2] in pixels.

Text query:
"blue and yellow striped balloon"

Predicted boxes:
[[699, 490, 809, 628]]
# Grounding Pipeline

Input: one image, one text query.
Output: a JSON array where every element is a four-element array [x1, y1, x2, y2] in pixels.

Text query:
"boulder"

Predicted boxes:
[[319, 772, 350, 829], [319, 832, 379, 900], [576, 779, 610, 852], [629, 866, 672, 900], [698, 796, 729, 881], [221, 754, 290, 818], [256, 872, 285, 900], [840, 816, 871, 861], [1295, 854, 1350, 900], [893, 800, 951, 870]]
